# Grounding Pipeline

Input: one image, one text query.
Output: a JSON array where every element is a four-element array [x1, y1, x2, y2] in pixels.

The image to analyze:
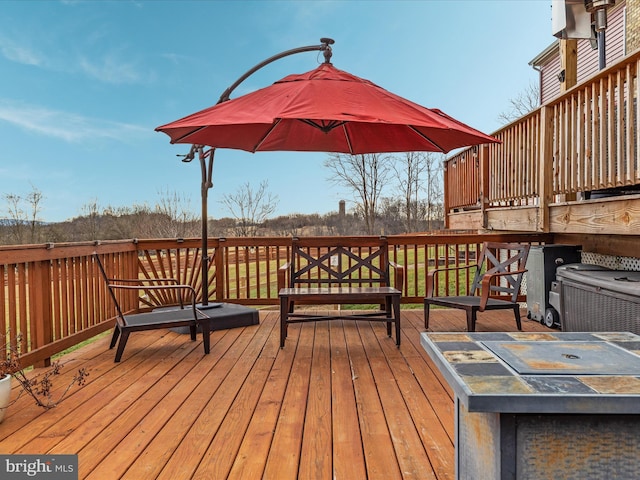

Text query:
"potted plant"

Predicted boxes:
[[0, 332, 88, 422]]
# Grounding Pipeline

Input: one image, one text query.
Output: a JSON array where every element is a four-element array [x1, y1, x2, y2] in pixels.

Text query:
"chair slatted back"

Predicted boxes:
[[470, 242, 530, 302], [94, 253, 126, 320]]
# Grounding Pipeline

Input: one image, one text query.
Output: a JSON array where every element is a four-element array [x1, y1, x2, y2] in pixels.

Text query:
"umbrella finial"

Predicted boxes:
[[320, 37, 334, 63]]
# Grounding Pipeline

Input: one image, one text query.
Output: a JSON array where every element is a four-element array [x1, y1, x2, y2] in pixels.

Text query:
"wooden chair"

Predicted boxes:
[[95, 254, 210, 362], [424, 242, 530, 332]]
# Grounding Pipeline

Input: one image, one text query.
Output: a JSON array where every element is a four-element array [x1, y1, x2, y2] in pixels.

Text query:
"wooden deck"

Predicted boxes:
[[0, 308, 549, 479]]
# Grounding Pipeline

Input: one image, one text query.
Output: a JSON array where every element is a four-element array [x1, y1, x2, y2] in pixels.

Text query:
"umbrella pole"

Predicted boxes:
[[197, 146, 215, 309]]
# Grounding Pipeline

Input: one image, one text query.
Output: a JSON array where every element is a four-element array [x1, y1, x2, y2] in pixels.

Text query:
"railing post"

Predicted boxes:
[[127, 250, 139, 312], [539, 105, 554, 232], [215, 238, 225, 301], [559, 39, 578, 92], [479, 145, 490, 229], [30, 260, 53, 367], [443, 161, 450, 229]]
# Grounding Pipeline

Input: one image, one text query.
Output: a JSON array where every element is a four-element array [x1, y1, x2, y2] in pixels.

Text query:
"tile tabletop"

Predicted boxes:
[[421, 331, 640, 414]]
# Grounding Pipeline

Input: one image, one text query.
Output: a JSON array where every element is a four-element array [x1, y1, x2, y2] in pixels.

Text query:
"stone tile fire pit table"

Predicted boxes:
[[421, 331, 640, 480]]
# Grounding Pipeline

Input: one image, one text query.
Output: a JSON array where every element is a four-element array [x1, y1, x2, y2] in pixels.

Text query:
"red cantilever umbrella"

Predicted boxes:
[[156, 62, 498, 154], [156, 59, 498, 307]]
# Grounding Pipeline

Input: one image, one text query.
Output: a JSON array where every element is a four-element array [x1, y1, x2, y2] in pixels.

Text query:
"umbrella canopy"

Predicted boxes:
[[156, 63, 498, 154]]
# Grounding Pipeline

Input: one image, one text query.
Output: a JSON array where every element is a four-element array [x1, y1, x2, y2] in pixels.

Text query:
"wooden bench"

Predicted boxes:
[[278, 236, 404, 348]]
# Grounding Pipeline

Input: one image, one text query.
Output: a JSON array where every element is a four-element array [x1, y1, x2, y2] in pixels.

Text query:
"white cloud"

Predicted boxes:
[[0, 100, 150, 143], [0, 36, 44, 66], [79, 53, 146, 84], [0, 32, 150, 85], [161, 52, 192, 65]]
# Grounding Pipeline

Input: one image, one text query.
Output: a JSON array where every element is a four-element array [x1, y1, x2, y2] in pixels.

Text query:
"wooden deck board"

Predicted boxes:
[[0, 307, 550, 479], [329, 320, 367, 480]]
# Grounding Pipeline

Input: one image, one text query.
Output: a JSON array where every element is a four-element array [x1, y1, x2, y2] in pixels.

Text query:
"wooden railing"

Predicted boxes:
[[444, 147, 481, 212], [446, 48, 640, 212], [1, 233, 551, 368]]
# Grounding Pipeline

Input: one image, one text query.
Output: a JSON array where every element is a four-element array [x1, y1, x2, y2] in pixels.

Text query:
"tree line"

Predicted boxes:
[[1, 152, 444, 245]]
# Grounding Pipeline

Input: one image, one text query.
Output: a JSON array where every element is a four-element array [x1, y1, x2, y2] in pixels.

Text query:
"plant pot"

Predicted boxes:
[[0, 374, 11, 423]]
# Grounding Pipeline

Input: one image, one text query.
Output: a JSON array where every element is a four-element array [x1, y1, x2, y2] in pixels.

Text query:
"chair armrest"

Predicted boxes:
[[426, 264, 478, 298], [108, 277, 180, 285], [389, 261, 405, 293], [109, 283, 198, 310], [478, 269, 528, 311], [277, 262, 291, 291]]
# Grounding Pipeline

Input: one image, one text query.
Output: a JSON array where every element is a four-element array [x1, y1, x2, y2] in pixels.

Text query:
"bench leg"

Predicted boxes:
[[279, 295, 289, 348], [393, 294, 401, 347], [385, 297, 393, 338]]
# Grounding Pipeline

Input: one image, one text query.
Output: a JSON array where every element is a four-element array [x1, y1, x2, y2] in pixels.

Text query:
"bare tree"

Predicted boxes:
[[423, 153, 444, 230], [3, 185, 44, 244], [79, 199, 102, 240], [324, 153, 391, 234], [219, 181, 279, 236], [391, 152, 430, 232], [154, 187, 199, 238], [4, 193, 25, 244], [25, 186, 43, 243], [497, 81, 540, 124]]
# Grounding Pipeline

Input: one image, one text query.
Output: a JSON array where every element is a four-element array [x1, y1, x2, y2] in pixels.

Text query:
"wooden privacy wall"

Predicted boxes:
[[445, 49, 640, 211]]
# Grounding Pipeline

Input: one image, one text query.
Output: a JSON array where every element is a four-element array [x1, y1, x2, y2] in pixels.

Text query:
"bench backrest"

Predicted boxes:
[[288, 236, 391, 288]]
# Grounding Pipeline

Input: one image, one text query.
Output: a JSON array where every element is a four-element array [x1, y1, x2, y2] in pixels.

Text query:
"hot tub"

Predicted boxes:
[[555, 263, 640, 334]]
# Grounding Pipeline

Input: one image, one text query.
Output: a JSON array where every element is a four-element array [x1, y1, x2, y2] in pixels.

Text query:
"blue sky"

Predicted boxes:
[[0, 0, 554, 223]]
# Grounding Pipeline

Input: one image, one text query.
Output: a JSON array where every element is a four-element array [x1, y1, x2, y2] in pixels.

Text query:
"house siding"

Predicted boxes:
[[537, 3, 626, 103]]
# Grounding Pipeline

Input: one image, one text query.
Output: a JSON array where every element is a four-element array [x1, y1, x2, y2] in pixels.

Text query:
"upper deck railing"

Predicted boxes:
[[445, 48, 640, 213], [1, 233, 550, 368]]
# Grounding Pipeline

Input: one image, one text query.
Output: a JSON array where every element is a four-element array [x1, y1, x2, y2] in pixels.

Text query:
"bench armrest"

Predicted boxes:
[[389, 261, 405, 293], [277, 262, 291, 291]]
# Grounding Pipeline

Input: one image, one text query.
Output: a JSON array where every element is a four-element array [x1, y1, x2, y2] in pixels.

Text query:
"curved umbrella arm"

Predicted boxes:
[[217, 38, 334, 104]]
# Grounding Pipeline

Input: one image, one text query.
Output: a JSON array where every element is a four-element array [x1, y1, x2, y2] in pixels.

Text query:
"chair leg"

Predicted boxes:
[[201, 322, 211, 354], [114, 331, 130, 362], [513, 306, 522, 331], [109, 326, 120, 349], [466, 309, 477, 332], [189, 324, 197, 341], [424, 301, 430, 329]]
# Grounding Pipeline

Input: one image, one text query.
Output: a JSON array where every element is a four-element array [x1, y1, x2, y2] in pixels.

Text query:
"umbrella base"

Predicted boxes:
[[168, 303, 260, 334]]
